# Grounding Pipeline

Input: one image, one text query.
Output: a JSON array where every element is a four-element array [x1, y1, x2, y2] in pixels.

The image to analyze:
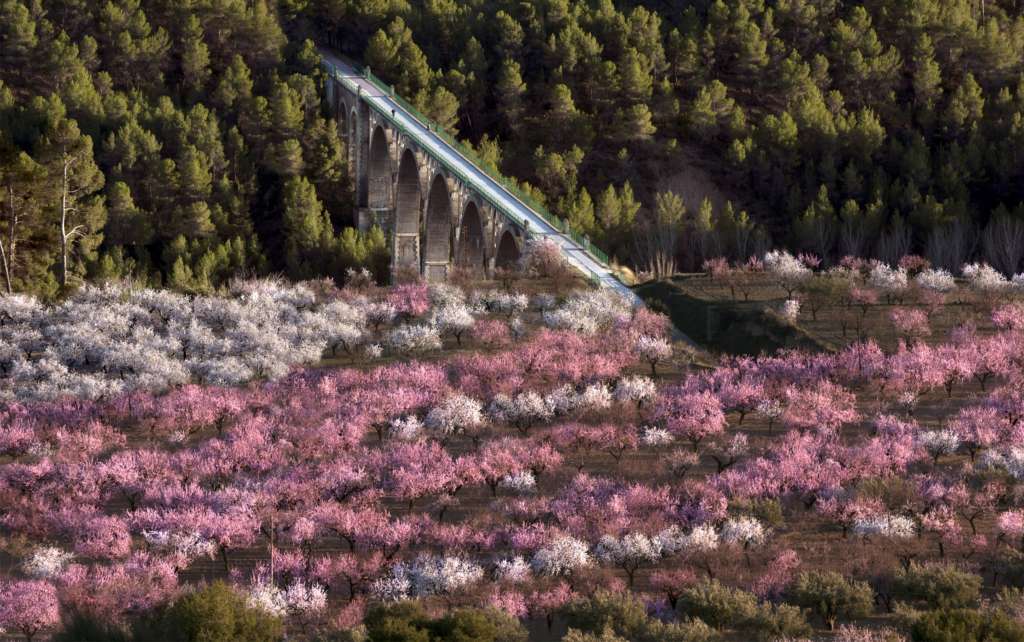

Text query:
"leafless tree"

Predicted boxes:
[[877, 218, 912, 264], [634, 192, 685, 280], [635, 217, 678, 280], [926, 220, 978, 271], [839, 216, 868, 258], [982, 215, 1024, 275]]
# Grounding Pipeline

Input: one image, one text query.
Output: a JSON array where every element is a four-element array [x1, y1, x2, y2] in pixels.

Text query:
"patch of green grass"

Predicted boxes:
[[635, 279, 835, 356]]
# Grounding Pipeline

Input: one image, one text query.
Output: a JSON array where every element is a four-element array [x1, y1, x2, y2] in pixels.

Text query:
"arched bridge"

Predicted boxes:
[[320, 49, 637, 301]]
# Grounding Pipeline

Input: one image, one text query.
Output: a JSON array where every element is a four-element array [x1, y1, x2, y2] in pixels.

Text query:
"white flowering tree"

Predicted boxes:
[[0, 279, 371, 400], [531, 536, 592, 577], [543, 290, 631, 334], [372, 555, 485, 600], [918, 429, 961, 465], [614, 376, 657, 407], [720, 516, 768, 567], [386, 323, 442, 354], [594, 532, 664, 586], [635, 335, 672, 376], [425, 394, 485, 440], [868, 264, 909, 303], [433, 303, 476, 345], [22, 547, 74, 579], [489, 391, 554, 434], [493, 556, 532, 583], [915, 269, 957, 293], [962, 263, 1009, 294], [764, 250, 812, 297]]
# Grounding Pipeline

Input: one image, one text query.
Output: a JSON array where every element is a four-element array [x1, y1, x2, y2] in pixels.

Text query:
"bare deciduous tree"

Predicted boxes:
[[634, 191, 685, 280], [982, 214, 1024, 275], [926, 219, 977, 271]]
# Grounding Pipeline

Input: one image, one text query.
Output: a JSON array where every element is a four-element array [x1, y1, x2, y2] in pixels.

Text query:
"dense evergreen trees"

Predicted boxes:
[[2, 0, 1023, 294], [309, 0, 1024, 271], [0, 0, 384, 296]]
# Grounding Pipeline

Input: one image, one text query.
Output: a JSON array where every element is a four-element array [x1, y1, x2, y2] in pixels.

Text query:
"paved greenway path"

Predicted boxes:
[[320, 48, 641, 306]]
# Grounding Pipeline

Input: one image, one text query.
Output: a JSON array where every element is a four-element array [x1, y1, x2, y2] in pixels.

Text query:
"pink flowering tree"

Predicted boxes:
[[0, 579, 60, 641], [653, 388, 726, 450]]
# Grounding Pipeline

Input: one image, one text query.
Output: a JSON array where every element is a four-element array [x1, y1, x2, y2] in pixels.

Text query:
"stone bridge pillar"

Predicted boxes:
[[329, 74, 513, 284]]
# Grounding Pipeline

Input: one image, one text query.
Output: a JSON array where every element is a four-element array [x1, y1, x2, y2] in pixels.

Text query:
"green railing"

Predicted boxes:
[[327, 60, 611, 267]]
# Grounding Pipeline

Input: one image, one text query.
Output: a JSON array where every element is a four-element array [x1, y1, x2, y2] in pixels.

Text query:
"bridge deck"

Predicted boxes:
[[319, 49, 640, 305]]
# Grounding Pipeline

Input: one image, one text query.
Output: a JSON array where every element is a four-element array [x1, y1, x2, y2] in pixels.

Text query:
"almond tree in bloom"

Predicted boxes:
[[764, 250, 812, 297], [432, 303, 476, 345], [781, 381, 859, 433], [890, 308, 931, 341], [868, 264, 909, 303], [424, 393, 485, 441], [780, 299, 801, 324], [594, 532, 664, 587], [653, 388, 726, 450], [21, 547, 73, 579], [962, 262, 1009, 295], [0, 579, 60, 641], [613, 375, 657, 407], [531, 536, 592, 577], [371, 554, 485, 600], [720, 516, 768, 567], [635, 335, 673, 376]]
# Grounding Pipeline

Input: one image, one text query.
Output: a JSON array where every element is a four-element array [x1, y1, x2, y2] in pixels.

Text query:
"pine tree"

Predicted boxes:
[[0, 147, 47, 293], [281, 176, 329, 279], [496, 59, 526, 135], [40, 116, 106, 288], [619, 48, 653, 103], [180, 15, 211, 97], [104, 180, 152, 246], [0, 0, 38, 86]]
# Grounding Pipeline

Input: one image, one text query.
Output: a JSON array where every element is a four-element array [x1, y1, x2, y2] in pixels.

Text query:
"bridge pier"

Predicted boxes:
[[326, 67, 530, 285]]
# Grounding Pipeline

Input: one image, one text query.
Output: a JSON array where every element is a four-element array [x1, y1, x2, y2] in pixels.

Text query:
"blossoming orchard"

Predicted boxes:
[[7, 251, 1024, 640]]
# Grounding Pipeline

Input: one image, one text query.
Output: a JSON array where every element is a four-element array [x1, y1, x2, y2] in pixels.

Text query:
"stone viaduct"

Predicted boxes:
[[324, 70, 525, 282]]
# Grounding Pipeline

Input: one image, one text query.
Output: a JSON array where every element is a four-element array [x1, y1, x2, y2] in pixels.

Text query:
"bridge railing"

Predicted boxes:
[[327, 61, 612, 267]]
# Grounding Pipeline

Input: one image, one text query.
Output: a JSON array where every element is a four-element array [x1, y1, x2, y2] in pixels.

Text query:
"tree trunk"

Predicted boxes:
[[0, 185, 17, 294]]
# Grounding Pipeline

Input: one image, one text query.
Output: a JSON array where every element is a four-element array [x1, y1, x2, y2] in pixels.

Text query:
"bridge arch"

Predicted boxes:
[[456, 201, 485, 273], [368, 126, 391, 209], [495, 230, 521, 269], [424, 174, 453, 280], [337, 107, 348, 137], [394, 148, 421, 270]]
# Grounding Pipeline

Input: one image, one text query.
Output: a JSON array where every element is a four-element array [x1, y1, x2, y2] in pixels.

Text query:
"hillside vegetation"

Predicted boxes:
[[3, 1, 1024, 296], [309, 0, 1024, 271], [0, 0, 390, 298]]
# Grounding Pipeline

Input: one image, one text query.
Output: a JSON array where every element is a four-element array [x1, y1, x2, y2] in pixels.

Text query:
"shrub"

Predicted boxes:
[[910, 608, 1024, 642], [676, 580, 758, 630], [430, 608, 528, 642], [138, 581, 283, 642], [891, 563, 981, 609], [52, 612, 132, 642], [364, 602, 527, 642], [562, 628, 630, 642], [748, 603, 811, 641], [563, 590, 715, 642], [788, 571, 873, 630]]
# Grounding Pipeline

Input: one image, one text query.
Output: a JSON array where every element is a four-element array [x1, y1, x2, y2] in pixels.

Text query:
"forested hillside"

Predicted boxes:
[[0, 0, 390, 298], [308, 0, 1024, 272], [2, 0, 1024, 297]]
